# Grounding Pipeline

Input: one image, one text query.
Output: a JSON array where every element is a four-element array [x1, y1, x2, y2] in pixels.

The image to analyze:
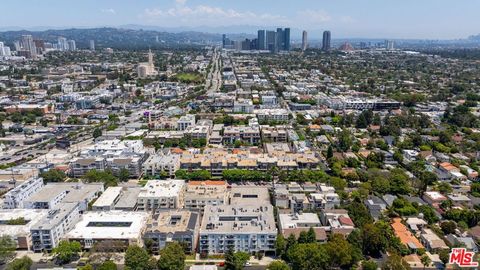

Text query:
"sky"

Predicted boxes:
[[1, 0, 479, 39]]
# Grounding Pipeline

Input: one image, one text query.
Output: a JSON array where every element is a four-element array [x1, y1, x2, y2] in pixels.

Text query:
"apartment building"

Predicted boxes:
[[0, 209, 48, 250], [199, 204, 277, 254], [30, 202, 81, 252], [3, 177, 44, 209], [223, 126, 261, 144], [177, 114, 196, 131], [144, 209, 200, 254], [184, 181, 229, 212], [23, 182, 103, 212], [260, 126, 288, 142], [64, 211, 148, 250], [91, 187, 123, 211], [137, 180, 186, 211], [254, 109, 289, 122], [143, 154, 180, 177]]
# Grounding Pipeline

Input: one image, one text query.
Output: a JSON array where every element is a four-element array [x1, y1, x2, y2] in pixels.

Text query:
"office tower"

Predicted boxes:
[[284, 28, 291, 51], [257, 30, 266, 50], [89, 40, 95, 51], [385, 40, 394, 50], [21, 35, 37, 58], [276, 28, 284, 52], [0, 42, 11, 56], [222, 34, 227, 47], [13, 41, 21, 51], [67, 40, 76, 51], [58, 37, 68, 51], [266, 31, 277, 53], [34, 39, 45, 54], [302, 31, 308, 51], [322, 30, 331, 51]]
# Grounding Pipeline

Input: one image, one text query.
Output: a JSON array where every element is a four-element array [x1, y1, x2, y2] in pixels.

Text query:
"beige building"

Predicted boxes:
[[137, 180, 186, 210]]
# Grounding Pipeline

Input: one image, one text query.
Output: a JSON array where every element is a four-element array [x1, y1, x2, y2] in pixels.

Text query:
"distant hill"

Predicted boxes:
[[469, 34, 480, 41], [0, 27, 222, 49]]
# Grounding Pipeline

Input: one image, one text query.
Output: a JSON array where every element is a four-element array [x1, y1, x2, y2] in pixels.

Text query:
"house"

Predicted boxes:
[[365, 195, 387, 220], [406, 217, 428, 232], [391, 218, 424, 251], [420, 228, 448, 251], [445, 235, 478, 252], [422, 191, 447, 208]]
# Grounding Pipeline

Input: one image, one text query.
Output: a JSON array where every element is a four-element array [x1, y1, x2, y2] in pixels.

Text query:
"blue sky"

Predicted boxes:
[[1, 0, 479, 39]]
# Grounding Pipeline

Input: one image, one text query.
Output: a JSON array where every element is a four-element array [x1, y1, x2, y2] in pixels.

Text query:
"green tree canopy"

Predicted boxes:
[[52, 240, 81, 264], [6, 256, 32, 270], [157, 242, 185, 270], [124, 245, 154, 270], [40, 169, 67, 183]]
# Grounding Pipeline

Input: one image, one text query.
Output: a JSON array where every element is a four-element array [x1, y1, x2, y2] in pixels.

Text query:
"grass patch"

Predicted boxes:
[[174, 73, 204, 84]]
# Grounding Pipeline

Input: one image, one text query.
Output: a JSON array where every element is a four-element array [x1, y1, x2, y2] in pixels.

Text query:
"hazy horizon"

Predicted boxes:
[[1, 0, 479, 39]]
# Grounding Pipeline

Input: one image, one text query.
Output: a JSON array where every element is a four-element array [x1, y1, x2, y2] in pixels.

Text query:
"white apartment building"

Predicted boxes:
[[177, 114, 196, 131], [3, 177, 44, 209], [91, 187, 123, 211], [254, 109, 289, 122], [0, 209, 49, 250], [137, 180, 186, 210], [30, 202, 81, 252], [199, 204, 277, 254], [233, 99, 254, 113], [64, 211, 148, 250]]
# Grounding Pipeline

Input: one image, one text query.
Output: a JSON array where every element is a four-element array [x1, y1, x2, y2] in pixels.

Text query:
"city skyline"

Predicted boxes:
[[0, 0, 479, 39]]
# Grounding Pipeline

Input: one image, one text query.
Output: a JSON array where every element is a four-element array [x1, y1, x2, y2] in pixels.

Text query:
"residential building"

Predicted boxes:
[[144, 209, 200, 254], [137, 180, 186, 211], [143, 154, 180, 178], [65, 211, 148, 250], [233, 99, 254, 113], [184, 181, 229, 212], [3, 177, 44, 209], [0, 209, 49, 250], [91, 187, 123, 211], [177, 114, 196, 131], [199, 204, 277, 254], [223, 125, 261, 144], [30, 202, 81, 252]]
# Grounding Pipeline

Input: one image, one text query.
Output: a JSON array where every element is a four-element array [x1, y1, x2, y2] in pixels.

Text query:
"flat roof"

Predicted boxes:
[[92, 187, 123, 208], [145, 209, 198, 234], [0, 209, 49, 236], [138, 180, 185, 198], [31, 202, 79, 230], [229, 186, 270, 205], [279, 213, 321, 229], [115, 187, 141, 209], [200, 204, 276, 234], [65, 211, 148, 240]]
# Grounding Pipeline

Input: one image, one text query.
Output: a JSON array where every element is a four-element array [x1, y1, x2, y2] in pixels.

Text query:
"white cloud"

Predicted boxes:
[[101, 8, 116, 15], [340, 16, 356, 24], [141, 2, 289, 26], [297, 9, 331, 24]]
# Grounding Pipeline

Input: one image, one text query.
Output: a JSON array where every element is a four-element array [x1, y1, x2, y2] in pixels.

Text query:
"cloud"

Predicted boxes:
[[141, 2, 289, 26], [297, 9, 331, 24], [340, 16, 356, 24], [101, 8, 116, 15]]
